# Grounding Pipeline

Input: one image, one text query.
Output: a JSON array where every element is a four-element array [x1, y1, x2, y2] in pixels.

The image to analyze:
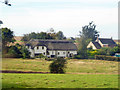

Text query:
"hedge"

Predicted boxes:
[[95, 55, 120, 61], [2, 54, 21, 58]]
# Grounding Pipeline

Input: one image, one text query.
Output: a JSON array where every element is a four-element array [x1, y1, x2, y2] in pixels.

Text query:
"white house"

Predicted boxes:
[[26, 39, 77, 58], [87, 38, 117, 49]]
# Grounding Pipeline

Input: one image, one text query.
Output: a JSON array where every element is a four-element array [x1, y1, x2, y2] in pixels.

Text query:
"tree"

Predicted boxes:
[[22, 32, 53, 43], [77, 22, 99, 59], [77, 37, 88, 59], [79, 21, 99, 41], [2, 28, 15, 53], [22, 30, 67, 43], [20, 46, 30, 59], [56, 31, 66, 40], [49, 58, 67, 74], [6, 43, 30, 58]]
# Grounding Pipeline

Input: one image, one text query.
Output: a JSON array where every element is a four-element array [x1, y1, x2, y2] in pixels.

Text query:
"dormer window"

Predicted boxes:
[[42, 46, 44, 50], [37, 46, 39, 50], [28, 46, 31, 49]]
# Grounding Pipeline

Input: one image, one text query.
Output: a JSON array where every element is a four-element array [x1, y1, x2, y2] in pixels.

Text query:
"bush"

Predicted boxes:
[[20, 46, 30, 59], [49, 58, 67, 74], [95, 55, 120, 61], [4, 44, 30, 59], [35, 53, 45, 58], [7, 45, 22, 58], [73, 54, 81, 59]]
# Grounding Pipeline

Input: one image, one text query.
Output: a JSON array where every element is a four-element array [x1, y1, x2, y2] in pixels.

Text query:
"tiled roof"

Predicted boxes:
[[99, 38, 117, 47], [92, 42, 101, 49]]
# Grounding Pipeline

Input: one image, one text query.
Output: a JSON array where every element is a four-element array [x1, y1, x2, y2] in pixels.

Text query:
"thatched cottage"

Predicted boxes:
[[26, 39, 77, 58]]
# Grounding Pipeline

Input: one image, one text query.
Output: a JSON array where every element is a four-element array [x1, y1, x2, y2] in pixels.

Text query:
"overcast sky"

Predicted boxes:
[[0, 0, 119, 39]]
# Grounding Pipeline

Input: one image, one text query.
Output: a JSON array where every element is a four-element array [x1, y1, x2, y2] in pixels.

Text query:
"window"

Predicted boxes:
[[43, 52, 45, 55], [63, 52, 65, 54], [37, 46, 39, 50], [58, 52, 60, 55], [42, 46, 44, 50], [47, 51, 50, 55]]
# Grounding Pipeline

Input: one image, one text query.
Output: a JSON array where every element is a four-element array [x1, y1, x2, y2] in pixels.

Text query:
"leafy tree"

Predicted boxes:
[[79, 21, 99, 41], [22, 30, 66, 43], [1, 28, 15, 53], [76, 22, 99, 59], [6, 43, 30, 58], [49, 58, 67, 74], [56, 31, 66, 40], [8, 45, 22, 58], [20, 46, 30, 59], [77, 37, 88, 59], [22, 32, 53, 43]]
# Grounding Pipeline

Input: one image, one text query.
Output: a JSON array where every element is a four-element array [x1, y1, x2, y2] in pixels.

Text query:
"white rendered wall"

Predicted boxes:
[[47, 50, 77, 57], [69, 51, 77, 55], [87, 42, 97, 49], [57, 51, 67, 57], [98, 40, 103, 47], [47, 50, 56, 57], [26, 46, 77, 58], [26, 46, 35, 57], [34, 46, 47, 56]]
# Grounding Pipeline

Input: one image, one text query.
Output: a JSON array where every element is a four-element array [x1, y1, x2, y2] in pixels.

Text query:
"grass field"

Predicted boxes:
[[1, 58, 119, 88], [2, 73, 118, 88], [2, 58, 118, 74]]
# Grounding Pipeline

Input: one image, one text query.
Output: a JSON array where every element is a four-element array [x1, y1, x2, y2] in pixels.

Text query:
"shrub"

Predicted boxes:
[[7, 45, 22, 58], [95, 55, 120, 61], [49, 58, 67, 74], [20, 46, 30, 59], [73, 54, 81, 59], [35, 53, 45, 58]]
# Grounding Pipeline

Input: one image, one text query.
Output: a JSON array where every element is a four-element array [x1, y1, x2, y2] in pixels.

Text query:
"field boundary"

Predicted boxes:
[[1, 70, 118, 74]]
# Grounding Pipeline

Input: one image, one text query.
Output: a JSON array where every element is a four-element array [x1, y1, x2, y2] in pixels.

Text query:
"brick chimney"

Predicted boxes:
[[96, 35, 99, 42]]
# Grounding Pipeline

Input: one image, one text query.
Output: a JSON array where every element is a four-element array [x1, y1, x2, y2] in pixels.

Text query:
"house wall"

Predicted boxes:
[[87, 42, 97, 49], [47, 50, 77, 58], [26, 46, 35, 57], [26, 46, 47, 57], [102, 44, 108, 47], [98, 40, 103, 47], [57, 51, 68, 57], [34, 46, 47, 56], [26, 46, 77, 58], [47, 50, 56, 57]]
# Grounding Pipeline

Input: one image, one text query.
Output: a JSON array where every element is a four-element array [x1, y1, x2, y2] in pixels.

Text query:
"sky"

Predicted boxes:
[[0, 0, 119, 39]]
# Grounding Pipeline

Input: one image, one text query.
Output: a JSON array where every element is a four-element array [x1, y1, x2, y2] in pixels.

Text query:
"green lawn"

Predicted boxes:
[[2, 58, 118, 74], [2, 73, 118, 88], [1, 58, 119, 88]]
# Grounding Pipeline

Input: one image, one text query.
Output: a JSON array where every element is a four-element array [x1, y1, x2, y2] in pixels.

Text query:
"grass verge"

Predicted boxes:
[[2, 73, 118, 88]]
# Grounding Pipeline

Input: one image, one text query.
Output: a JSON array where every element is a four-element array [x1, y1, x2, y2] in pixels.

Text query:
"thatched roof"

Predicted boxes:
[[26, 39, 77, 51]]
